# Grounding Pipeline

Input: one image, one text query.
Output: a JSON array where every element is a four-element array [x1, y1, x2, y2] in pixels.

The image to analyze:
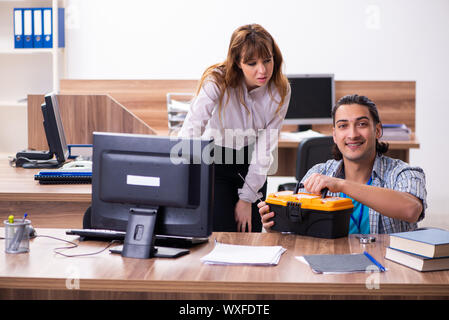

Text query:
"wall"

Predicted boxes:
[[48, 0, 449, 228]]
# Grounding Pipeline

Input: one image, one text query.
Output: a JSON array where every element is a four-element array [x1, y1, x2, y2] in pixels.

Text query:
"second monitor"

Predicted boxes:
[[284, 74, 335, 130]]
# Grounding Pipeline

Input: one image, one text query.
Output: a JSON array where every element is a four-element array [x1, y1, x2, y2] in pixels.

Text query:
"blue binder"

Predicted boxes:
[[13, 8, 24, 48], [33, 8, 44, 48], [23, 8, 33, 48], [58, 8, 65, 48], [42, 8, 52, 48], [42, 8, 65, 48]]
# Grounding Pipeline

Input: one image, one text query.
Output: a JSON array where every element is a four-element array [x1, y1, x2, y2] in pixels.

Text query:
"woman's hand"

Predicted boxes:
[[234, 199, 252, 232]]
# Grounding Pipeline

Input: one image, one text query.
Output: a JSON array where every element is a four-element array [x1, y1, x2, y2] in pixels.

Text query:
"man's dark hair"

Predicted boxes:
[[331, 94, 389, 160]]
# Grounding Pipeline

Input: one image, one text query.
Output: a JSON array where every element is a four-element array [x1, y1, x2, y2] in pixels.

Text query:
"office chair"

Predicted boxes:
[[278, 136, 335, 192]]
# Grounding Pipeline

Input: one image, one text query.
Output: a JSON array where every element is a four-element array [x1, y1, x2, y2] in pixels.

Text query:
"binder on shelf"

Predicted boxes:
[[14, 8, 24, 48], [43, 8, 65, 48], [42, 8, 52, 48], [23, 9, 33, 48], [33, 8, 43, 48], [57, 8, 65, 48]]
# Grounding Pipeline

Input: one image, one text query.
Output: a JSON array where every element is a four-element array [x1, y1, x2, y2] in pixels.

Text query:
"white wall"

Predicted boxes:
[[64, 0, 449, 228]]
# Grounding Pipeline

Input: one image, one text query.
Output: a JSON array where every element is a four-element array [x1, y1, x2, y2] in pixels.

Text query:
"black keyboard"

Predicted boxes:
[[66, 229, 209, 248], [66, 229, 125, 240]]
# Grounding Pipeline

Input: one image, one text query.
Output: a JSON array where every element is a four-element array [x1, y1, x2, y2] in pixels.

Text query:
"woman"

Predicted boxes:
[[179, 24, 290, 232]]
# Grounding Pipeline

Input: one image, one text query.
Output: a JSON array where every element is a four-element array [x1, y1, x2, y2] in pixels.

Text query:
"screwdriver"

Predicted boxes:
[[294, 182, 328, 199]]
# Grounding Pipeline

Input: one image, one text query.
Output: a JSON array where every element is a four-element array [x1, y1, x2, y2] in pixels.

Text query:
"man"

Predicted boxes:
[[258, 94, 427, 234]]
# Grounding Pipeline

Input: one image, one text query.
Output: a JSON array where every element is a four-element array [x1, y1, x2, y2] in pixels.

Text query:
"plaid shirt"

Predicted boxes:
[[299, 155, 427, 234]]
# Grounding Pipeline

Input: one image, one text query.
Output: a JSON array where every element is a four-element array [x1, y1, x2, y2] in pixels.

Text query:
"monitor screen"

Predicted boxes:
[[42, 93, 69, 164], [284, 74, 335, 126], [16, 92, 69, 168], [90, 132, 214, 243]]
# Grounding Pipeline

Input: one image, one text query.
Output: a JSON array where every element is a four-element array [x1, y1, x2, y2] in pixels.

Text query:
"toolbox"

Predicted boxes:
[[265, 191, 354, 239]]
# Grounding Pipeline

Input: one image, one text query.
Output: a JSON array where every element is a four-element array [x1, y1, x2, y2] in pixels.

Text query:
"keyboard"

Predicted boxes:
[[66, 229, 209, 248], [66, 229, 125, 240]]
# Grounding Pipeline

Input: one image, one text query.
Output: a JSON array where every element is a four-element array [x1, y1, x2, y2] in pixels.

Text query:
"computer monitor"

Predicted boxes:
[[16, 92, 69, 168], [284, 74, 335, 129], [42, 93, 69, 164], [90, 132, 214, 259]]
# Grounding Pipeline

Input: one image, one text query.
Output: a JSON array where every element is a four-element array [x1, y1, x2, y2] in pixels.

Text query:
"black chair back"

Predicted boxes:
[[295, 136, 334, 181], [278, 136, 334, 192]]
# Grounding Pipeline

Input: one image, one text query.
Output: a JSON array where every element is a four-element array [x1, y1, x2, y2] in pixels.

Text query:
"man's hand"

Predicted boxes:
[[303, 173, 344, 195], [257, 201, 275, 232], [235, 199, 252, 232]]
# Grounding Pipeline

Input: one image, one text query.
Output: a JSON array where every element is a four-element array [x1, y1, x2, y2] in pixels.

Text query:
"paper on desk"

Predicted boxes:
[[280, 130, 324, 141], [201, 241, 286, 266]]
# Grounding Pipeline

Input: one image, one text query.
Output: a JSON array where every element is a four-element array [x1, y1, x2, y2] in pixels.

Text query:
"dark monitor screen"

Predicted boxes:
[[42, 93, 69, 163], [90, 132, 214, 242], [284, 74, 335, 126], [16, 92, 69, 168]]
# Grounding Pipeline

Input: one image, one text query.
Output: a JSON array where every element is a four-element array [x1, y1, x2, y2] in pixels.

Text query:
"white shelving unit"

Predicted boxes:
[[0, 0, 65, 108], [0, 0, 65, 152]]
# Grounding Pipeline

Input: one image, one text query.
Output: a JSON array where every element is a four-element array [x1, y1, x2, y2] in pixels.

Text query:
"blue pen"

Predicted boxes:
[[363, 251, 386, 272]]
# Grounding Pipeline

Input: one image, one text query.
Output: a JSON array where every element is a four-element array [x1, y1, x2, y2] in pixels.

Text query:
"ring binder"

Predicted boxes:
[[14, 8, 24, 48], [23, 9, 33, 48], [33, 8, 43, 48]]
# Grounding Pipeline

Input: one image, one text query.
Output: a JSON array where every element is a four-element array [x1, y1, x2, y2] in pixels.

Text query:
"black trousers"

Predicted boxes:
[[212, 145, 267, 232]]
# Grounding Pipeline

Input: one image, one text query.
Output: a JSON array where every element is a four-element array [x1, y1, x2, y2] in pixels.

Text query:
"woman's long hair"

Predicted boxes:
[[196, 24, 289, 120], [332, 94, 389, 160]]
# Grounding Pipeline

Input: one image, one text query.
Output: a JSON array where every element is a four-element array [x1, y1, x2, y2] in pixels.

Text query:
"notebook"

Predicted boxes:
[[34, 171, 92, 184], [298, 252, 385, 274]]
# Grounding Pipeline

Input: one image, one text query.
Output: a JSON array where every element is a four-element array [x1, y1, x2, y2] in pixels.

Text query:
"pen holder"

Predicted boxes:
[[4, 219, 31, 254]]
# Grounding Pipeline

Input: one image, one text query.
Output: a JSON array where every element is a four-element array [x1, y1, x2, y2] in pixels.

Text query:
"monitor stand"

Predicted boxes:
[[21, 159, 61, 169], [15, 150, 62, 169], [119, 207, 189, 259]]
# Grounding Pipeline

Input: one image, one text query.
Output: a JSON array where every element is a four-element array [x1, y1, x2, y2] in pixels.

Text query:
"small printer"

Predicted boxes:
[[265, 191, 354, 239]]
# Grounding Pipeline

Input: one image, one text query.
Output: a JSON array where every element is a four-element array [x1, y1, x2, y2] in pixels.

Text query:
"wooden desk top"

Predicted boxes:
[[278, 137, 420, 149], [1, 229, 448, 299], [0, 159, 90, 202], [155, 129, 420, 150]]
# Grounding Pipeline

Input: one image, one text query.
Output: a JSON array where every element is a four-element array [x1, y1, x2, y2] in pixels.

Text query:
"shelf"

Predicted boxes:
[[0, 101, 27, 108], [0, 48, 56, 54]]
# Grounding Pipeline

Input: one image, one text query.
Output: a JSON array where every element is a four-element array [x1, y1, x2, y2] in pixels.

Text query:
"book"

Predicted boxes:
[[380, 123, 411, 141], [389, 228, 449, 258], [385, 247, 449, 272]]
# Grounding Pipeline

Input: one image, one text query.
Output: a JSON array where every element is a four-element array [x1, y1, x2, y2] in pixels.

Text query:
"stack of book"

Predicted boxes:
[[381, 124, 411, 141], [385, 228, 449, 271]]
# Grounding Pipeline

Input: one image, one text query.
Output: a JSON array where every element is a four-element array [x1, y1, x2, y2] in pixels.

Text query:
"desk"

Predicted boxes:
[[276, 138, 420, 176], [154, 130, 420, 177], [0, 229, 448, 300], [0, 160, 90, 228]]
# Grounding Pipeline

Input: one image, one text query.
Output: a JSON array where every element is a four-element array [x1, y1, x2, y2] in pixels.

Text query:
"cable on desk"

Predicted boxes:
[[35, 234, 122, 258]]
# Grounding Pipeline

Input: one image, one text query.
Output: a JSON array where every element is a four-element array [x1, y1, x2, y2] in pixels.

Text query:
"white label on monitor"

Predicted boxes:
[[126, 175, 160, 187]]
